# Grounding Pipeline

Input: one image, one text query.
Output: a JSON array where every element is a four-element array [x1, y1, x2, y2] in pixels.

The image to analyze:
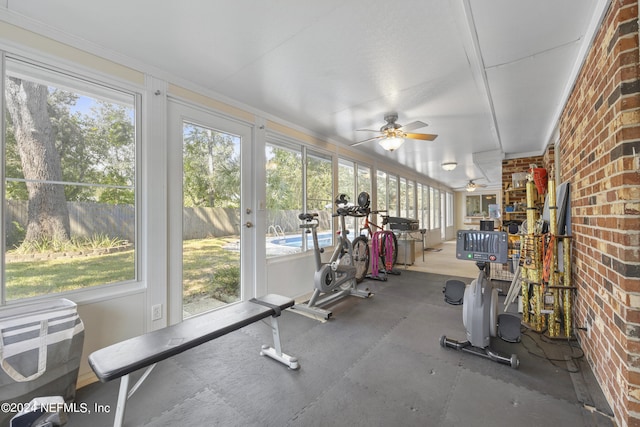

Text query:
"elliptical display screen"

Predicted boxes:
[[455, 230, 508, 263]]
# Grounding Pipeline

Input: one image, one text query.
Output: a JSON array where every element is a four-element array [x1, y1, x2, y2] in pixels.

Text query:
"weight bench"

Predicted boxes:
[[88, 294, 299, 427]]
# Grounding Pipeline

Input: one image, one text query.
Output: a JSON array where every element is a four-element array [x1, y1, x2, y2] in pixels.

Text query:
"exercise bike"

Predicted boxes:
[[292, 195, 371, 320], [440, 230, 520, 368], [354, 191, 400, 282]]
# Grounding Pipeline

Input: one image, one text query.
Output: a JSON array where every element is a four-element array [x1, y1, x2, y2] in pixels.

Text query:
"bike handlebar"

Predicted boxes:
[[299, 205, 369, 223], [298, 212, 318, 221], [331, 206, 368, 217]]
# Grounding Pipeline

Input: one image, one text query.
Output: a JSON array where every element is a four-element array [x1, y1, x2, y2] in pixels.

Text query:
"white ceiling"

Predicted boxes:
[[3, 0, 609, 190]]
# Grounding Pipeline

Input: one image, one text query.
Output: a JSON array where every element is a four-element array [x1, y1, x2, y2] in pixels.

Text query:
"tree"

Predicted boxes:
[[266, 146, 302, 210], [306, 155, 332, 210], [183, 124, 240, 208], [82, 102, 135, 204], [47, 90, 92, 202], [5, 78, 70, 244]]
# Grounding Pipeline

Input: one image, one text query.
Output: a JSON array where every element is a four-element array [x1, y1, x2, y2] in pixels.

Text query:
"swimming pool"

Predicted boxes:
[[268, 230, 334, 248]]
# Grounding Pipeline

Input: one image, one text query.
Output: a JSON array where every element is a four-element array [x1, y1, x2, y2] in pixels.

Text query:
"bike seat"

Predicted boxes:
[[298, 212, 317, 221]]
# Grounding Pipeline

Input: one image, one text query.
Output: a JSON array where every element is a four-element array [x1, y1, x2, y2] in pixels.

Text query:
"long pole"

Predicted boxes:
[[524, 179, 545, 332], [548, 175, 560, 337]]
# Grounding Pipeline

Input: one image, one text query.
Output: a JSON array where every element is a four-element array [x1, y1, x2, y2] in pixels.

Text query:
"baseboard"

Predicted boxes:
[[77, 371, 99, 389]]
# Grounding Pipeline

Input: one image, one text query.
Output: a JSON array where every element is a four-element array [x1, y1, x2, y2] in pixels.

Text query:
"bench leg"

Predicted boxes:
[[260, 315, 299, 370], [112, 364, 157, 427], [113, 373, 129, 427]]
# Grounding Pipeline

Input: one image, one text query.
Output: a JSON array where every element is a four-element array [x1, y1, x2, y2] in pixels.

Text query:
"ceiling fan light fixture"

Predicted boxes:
[[441, 162, 457, 171], [466, 183, 476, 192], [379, 136, 405, 151]]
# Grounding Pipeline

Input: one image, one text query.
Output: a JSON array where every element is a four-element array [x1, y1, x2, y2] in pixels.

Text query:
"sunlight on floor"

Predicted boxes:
[[406, 240, 479, 279]]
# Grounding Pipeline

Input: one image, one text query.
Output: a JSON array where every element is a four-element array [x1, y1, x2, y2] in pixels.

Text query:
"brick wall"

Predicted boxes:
[[501, 154, 549, 213], [501, 155, 546, 188], [558, 1, 640, 426]]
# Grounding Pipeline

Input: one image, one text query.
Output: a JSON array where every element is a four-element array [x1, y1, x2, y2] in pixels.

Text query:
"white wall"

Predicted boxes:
[[266, 253, 316, 299], [76, 292, 145, 386]]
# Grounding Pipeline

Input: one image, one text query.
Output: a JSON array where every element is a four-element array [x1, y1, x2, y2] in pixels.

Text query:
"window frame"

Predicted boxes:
[[264, 136, 304, 256], [265, 134, 335, 257], [430, 187, 440, 229], [465, 193, 497, 217], [337, 157, 372, 236], [1, 52, 143, 305], [407, 179, 416, 219], [387, 173, 398, 217], [446, 191, 454, 227]]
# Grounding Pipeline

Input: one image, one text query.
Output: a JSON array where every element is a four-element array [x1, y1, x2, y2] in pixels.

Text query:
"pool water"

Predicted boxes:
[[268, 230, 334, 248]]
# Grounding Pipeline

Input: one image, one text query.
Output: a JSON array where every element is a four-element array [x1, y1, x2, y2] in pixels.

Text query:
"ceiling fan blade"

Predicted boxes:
[[355, 128, 382, 132], [404, 133, 438, 141], [350, 135, 384, 147], [400, 120, 428, 132]]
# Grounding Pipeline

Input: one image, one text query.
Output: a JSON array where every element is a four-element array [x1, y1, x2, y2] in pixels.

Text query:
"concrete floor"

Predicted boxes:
[[68, 241, 615, 427]]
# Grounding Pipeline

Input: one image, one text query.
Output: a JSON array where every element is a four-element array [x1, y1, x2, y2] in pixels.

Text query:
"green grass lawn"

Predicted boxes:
[[181, 237, 240, 303], [5, 237, 240, 301]]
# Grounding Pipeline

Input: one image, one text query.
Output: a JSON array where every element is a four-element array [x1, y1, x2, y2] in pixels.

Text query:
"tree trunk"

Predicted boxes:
[[5, 77, 70, 244]]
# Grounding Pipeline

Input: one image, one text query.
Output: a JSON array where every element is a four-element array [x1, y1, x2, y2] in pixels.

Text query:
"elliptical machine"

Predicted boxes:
[[440, 230, 520, 368], [292, 195, 371, 320]]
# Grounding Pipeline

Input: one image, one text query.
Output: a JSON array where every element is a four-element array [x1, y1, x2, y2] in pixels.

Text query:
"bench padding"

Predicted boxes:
[[88, 294, 294, 383]]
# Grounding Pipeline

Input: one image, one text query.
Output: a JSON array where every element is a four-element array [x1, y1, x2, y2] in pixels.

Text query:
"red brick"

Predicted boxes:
[[559, 1, 640, 424]]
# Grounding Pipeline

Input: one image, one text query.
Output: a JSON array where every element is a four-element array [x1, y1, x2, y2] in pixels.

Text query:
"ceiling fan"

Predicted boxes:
[[465, 179, 487, 192], [456, 179, 487, 192], [350, 112, 438, 151]]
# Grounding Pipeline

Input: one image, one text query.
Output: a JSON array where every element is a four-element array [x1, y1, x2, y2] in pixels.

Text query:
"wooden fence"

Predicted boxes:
[[5, 200, 136, 246], [5, 200, 331, 246]]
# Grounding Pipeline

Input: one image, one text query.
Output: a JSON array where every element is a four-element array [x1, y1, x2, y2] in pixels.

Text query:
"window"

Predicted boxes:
[[399, 177, 407, 217], [376, 170, 387, 213], [265, 141, 333, 257], [465, 194, 497, 217], [306, 151, 332, 211], [306, 150, 333, 249], [3, 57, 137, 302], [407, 180, 416, 219], [419, 183, 430, 230], [338, 158, 355, 201], [430, 188, 440, 229], [265, 140, 303, 256], [339, 158, 372, 234], [181, 121, 243, 314], [388, 174, 398, 217], [446, 192, 454, 227], [417, 183, 423, 228], [357, 164, 371, 198]]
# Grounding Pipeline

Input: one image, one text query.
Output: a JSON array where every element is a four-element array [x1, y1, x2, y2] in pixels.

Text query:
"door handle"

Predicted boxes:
[[244, 222, 253, 228]]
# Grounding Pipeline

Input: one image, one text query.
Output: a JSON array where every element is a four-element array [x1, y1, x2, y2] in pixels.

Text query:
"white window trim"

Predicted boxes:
[[1, 51, 144, 305]]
